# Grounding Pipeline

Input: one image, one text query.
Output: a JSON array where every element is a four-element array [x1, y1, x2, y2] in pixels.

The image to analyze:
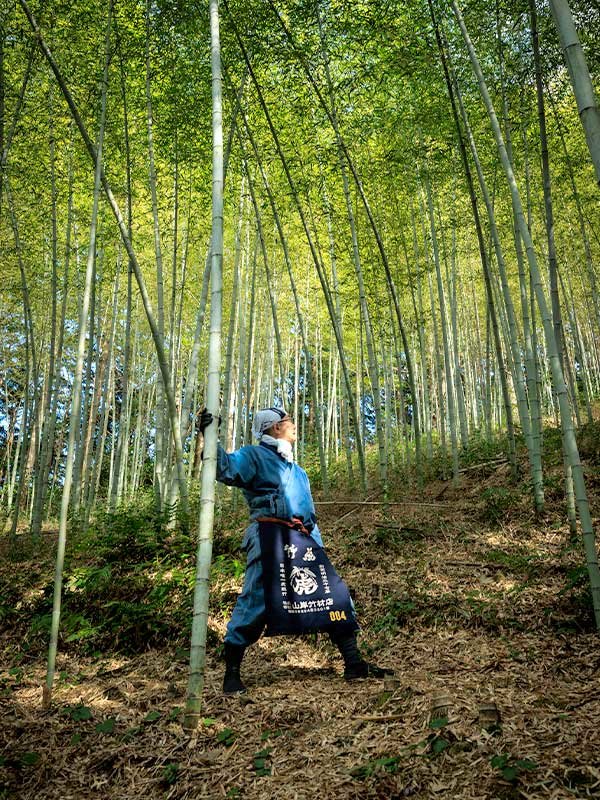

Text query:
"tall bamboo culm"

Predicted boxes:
[[451, 0, 600, 629], [549, 0, 600, 186], [41, 0, 112, 707], [184, 0, 224, 731]]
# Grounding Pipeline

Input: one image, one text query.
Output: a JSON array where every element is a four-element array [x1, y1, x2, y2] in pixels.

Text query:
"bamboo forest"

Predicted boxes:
[[2, 0, 600, 796]]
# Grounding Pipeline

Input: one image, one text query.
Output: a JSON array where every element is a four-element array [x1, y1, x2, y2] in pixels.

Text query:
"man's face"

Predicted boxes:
[[272, 416, 296, 444]]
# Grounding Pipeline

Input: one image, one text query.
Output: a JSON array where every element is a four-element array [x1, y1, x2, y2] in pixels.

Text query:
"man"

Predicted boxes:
[[200, 406, 391, 694]]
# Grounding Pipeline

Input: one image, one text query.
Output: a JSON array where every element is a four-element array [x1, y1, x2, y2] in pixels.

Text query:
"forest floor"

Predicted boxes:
[[2, 430, 600, 799]]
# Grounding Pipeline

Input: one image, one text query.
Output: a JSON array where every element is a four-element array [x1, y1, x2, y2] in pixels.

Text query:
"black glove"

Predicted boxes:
[[198, 409, 213, 434], [198, 408, 221, 434]]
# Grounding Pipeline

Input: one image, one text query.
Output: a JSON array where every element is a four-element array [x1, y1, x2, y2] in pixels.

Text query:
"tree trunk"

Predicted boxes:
[[110, 20, 133, 511], [30, 107, 59, 536], [452, 0, 600, 628], [431, 4, 522, 485], [424, 172, 459, 482], [184, 0, 223, 730], [145, 0, 167, 511], [225, 10, 366, 490], [42, 0, 111, 706], [5, 177, 35, 538], [549, 0, 600, 185], [531, 0, 564, 366], [20, 0, 190, 517], [318, 6, 386, 487]]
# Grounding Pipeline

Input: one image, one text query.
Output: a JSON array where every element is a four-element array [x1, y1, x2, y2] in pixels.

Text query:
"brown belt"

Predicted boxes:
[[256, 516, 310, 535]]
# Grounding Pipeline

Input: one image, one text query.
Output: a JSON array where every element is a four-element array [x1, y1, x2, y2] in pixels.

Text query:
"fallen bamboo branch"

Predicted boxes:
[[331, 491, 381, 528], [445, 560, 513, 570], [318, 501, 450, 507], [458, 458, 508, 473], [356, 714, 404, 722]]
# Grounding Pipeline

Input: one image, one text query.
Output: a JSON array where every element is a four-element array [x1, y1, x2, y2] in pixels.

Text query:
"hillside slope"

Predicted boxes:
[[2, 438, 600, 799]]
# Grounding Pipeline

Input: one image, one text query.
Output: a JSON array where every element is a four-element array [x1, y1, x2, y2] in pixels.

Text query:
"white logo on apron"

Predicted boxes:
[[290, 566, 319, 595]]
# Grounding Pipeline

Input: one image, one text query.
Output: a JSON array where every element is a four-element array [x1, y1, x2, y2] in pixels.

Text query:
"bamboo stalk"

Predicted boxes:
[[184, 0, 223, 730], [452, 0, 600, 628]]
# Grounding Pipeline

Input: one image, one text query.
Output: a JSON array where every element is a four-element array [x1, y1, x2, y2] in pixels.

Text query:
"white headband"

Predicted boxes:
[[252, 407, 288, 440]]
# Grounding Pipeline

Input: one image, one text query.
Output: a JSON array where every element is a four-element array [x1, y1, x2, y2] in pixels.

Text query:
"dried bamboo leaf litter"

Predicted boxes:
[[2, 466, 600, 799]]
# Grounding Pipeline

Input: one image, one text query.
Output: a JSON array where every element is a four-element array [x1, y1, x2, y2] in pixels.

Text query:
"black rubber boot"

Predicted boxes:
[[330, 632, 393, 681], [223, 643, 247, 694]]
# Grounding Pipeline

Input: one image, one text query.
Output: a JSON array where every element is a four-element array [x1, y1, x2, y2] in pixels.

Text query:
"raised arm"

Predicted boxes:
[[198, 409, 257, 490], [216, 444, 257, 489]]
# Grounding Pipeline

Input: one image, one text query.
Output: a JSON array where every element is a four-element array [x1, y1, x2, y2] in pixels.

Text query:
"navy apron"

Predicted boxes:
[[258, 520, 359, 637]]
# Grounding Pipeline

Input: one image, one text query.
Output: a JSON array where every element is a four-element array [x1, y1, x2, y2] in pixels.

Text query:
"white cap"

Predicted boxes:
[[252, 407, 289, 440]]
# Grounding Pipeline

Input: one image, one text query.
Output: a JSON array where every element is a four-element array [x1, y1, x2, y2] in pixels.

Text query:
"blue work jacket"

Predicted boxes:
[[216, 442, 318, 531]]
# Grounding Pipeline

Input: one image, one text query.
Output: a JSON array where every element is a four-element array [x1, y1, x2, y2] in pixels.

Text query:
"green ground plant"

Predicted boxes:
[[479, 486, 521, 525], [1, 494, 248, 658]]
